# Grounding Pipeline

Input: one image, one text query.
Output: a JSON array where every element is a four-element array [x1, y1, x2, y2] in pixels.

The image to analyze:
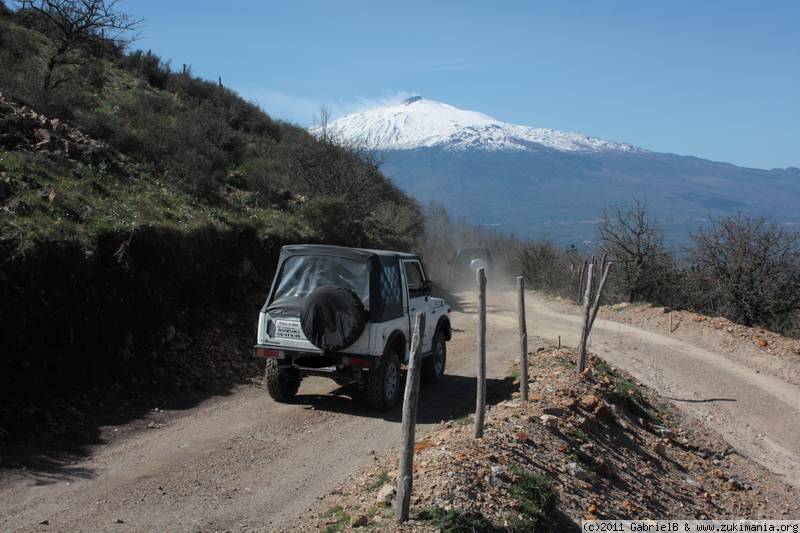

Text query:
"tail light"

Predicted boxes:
[[341, 356, 373, 368], [254, 347, 284, 359]]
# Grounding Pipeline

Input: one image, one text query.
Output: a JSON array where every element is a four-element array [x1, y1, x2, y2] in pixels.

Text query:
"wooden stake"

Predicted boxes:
[[396, 313, 425, 522], [587, 262, 612, 334], [577, 260, 587, 303], [669, 312, 673, 334], [474, 267, 487, 438], [558, 335, 561, 349], [577, 263, 594, 373], [516, 276, 528, 402], [578, 261, 613, 372]]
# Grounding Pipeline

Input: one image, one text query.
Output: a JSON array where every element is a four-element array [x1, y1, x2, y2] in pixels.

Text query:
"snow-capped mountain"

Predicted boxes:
[[319, 96, 642, 153], [314, 96, 800, 245]]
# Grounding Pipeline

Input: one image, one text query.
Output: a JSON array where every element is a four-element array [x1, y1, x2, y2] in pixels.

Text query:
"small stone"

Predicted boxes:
[[656, 427, 674, 439], [684, 476, 701, 488], [39, 520, 49, 525], [757, 339, 768, 348], [35, 128, 51, 145], [622, 499, 634, 512], [727, 477, 744, 491], [593, 403, 612, 421], [654, 441, 667, 457], [542, 405, 563, 417], [115, 518, 124, 524], [352, 515, 369, 528], [539, 414, 558, 428], [566, 461, 590, 481], [376, 483, 395, 506], [587, 502, 598, 513], [580, 394, 600, 410]]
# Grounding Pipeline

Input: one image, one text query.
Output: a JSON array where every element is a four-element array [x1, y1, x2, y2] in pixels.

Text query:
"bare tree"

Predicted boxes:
[[16, 0, 142, 96], [599, 197, 669, 302], [296, 106, 388, 211], [689, 214, 800, 328]]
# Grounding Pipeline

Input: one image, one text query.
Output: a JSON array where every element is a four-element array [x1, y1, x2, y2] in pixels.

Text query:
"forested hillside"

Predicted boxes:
[[0, 1, 420, 414]]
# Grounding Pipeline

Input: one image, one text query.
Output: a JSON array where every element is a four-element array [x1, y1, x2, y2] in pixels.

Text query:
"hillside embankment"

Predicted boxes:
[[1, 2, 420, 441], [303, 346, 797, 531]]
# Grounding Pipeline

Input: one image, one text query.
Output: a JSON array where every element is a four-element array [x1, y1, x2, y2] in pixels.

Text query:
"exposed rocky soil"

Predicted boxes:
[[0, 92, 125, 170], [522, 292, 800, 486], [302, 347, 798, 532]]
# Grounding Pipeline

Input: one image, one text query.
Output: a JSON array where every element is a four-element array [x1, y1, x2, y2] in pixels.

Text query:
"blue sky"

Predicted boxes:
[[124, 0, 799, 169]]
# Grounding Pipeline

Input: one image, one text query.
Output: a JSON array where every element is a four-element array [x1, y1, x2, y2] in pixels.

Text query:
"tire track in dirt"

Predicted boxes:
[[0, 291, 518, 532], [521, 291, 800, 486]]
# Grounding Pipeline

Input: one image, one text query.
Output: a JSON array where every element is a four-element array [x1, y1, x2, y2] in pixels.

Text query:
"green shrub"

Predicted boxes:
[[120, 49, 170, 89], [509, 467, 557, 529], [418, 508, 502, 533]]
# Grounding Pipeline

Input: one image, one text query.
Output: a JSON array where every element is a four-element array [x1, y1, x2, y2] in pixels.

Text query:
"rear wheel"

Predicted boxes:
[[366, 350, 401, 410], [422, 331, 446, 384], [264, 359, 301, 402]]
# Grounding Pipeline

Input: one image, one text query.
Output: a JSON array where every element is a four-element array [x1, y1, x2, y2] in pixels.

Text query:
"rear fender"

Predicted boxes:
[[382, 329, 407, 365]]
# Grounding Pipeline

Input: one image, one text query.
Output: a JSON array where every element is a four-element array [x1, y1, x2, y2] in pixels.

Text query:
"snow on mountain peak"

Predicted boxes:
[[315, 96, 643, 154]]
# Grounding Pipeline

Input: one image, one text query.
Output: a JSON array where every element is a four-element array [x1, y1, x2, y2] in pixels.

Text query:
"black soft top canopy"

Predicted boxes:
[[265, 245, 415, 322]]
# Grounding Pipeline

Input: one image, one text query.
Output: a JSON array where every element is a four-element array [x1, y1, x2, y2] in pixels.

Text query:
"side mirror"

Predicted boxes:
[[421, 280, 433, 295]]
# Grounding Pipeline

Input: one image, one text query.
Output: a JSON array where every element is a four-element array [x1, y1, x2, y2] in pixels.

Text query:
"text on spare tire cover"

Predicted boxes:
[[275, 320, 303, 339]]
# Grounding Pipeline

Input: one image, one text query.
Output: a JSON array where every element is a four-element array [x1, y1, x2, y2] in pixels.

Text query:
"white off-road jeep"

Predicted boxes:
[[254, 245, 452, 410]]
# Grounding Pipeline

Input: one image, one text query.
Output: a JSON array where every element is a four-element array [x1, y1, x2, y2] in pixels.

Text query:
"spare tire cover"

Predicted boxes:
[[301, 287, 367, 352]]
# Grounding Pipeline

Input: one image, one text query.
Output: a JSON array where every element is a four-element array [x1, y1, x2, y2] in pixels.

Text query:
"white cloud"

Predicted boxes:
[[238, 89, 415, 126]]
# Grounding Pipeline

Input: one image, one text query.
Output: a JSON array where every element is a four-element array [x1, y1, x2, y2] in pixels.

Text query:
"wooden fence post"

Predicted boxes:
[[474, 267, 487, 438], [516, 276, 528, 402], [576, 260, 587, 303], [587, 262, 612, 331], [579, 262, 612, 372], [577, 263, 594, 372], [396, 313, 425, 522]]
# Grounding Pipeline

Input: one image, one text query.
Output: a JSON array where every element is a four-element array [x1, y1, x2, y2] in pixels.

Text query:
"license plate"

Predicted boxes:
[[274, 320, 304, 340]]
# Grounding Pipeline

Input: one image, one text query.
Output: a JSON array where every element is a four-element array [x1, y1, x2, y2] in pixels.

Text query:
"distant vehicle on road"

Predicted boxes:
[[254, 245, 451, 410]]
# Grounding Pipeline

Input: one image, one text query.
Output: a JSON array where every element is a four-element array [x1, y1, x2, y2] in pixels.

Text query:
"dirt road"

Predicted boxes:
[[2, 289, 799, 531], [522, 292, 800, 487], [0, 292, 518, 532]]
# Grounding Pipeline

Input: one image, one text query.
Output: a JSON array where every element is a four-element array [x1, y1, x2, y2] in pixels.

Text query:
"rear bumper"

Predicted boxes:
[[253, 345, 380, 371]]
